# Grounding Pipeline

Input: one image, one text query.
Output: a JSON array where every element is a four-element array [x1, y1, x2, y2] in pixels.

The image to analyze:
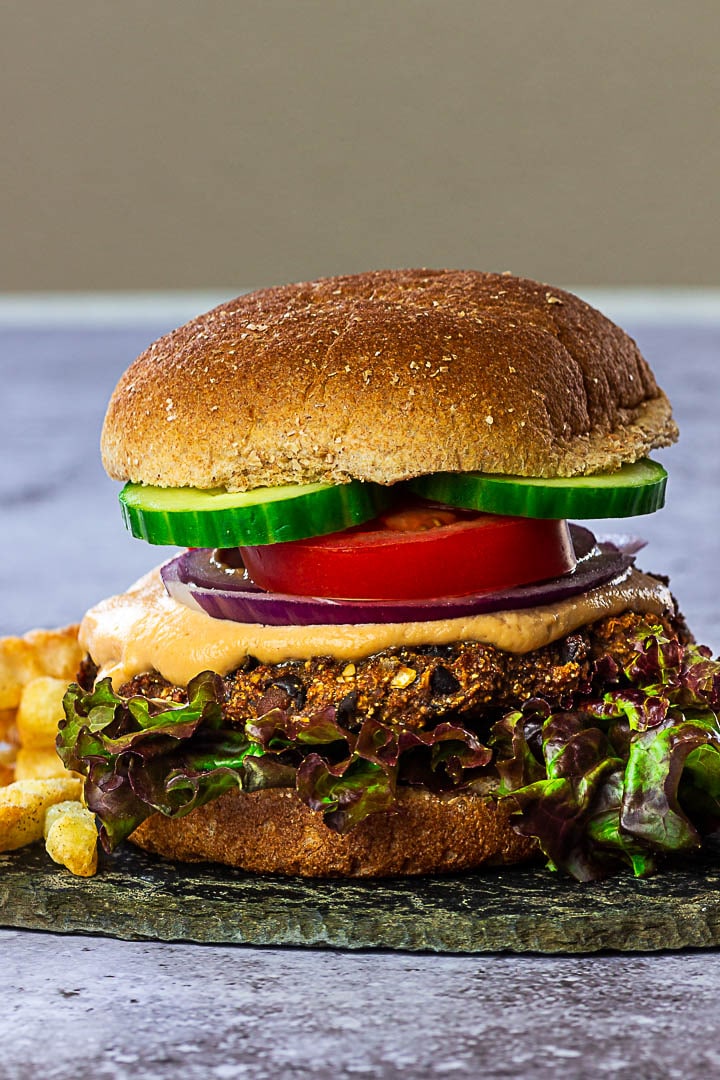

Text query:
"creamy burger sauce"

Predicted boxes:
[[80, 566, 674, 689]]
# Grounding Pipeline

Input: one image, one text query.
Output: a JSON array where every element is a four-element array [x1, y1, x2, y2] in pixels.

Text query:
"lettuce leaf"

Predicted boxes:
[[492, 627, 720, 879], [621, 710, 720, 850], [297, 755, 396, 831], [58, 672, 268, 850], [294, 718, 492, 832]]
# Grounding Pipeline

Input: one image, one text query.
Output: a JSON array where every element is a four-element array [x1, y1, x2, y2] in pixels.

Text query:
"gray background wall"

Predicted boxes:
[[2, 0, 719, 292]]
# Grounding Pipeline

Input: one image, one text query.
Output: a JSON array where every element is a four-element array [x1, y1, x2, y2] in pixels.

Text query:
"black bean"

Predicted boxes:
[[559, 634, 584, 665], [336, 690, 359, 724], [430, 665, 460, 696], [271, 674, 307, 709]]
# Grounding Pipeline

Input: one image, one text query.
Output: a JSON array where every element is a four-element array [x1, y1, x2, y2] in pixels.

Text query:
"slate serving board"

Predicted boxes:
[[2, 844, 720, 954]]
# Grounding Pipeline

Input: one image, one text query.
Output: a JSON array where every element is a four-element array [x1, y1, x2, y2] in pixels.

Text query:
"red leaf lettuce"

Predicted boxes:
[[492, 627, 720, 880]]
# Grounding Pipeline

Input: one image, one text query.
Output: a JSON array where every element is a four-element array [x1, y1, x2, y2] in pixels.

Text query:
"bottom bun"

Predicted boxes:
[[130, 786, 539, 877]]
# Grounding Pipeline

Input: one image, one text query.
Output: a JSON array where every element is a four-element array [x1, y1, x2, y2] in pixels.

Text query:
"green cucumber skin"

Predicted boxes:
[[407, 461, 667, 520], [119, 481, 390, 546]]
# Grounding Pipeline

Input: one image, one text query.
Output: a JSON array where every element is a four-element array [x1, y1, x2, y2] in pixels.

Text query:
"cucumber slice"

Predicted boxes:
[[119, 480, 390, 546], [406, 459, 667, 520]]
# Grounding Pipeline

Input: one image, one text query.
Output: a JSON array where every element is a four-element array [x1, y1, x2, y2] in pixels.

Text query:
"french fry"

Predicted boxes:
[[0, 638, 40, 711], [0, 711, 17, 785], [0, 743, 15, 787], [0, 626, 94, 871], [0, 777, 82, 851], [0, 626, 81, 711], [24, 627, 83, 683], [0, 709, 17, 742], [44, 801, 98, 877], [14, 746, 73, 781], [16, 676, 69, 750]]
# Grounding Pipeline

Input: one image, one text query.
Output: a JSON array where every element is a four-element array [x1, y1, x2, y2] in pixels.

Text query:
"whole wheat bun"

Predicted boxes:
[[102, 269, 676, 491], [129, 786, 538, 877]]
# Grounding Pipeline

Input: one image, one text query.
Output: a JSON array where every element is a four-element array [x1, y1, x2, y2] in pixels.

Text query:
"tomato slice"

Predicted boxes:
[[239, 502, 577, 601]]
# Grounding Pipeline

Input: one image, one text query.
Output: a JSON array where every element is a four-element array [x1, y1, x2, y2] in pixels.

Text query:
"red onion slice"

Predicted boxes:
[[160, 526, 636, 627]]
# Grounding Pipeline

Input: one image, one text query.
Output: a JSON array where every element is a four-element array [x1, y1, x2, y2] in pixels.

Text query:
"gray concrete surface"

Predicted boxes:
[[1, 296, 719, 1078], [2, 929, 720, 1079]]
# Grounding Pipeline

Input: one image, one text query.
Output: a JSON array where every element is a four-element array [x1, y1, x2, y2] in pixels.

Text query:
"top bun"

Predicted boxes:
[[101, 269, 677, 490]]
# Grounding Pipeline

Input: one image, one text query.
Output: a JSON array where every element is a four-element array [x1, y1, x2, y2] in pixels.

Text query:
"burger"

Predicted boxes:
[[57, 269, 720, 882]]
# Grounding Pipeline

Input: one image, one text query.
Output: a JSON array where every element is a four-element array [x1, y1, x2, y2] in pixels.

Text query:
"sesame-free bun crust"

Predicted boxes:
[[102, 269, 677, 490], [129, 786, 538, 878]]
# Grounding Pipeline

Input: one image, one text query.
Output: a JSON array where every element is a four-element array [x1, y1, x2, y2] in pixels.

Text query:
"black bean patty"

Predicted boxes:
[[111, 610, 686, 733]]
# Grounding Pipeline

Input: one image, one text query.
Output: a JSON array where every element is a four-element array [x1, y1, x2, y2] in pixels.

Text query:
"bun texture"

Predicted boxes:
[[129, 786, 538, 878], [102, 269, 677, 491]]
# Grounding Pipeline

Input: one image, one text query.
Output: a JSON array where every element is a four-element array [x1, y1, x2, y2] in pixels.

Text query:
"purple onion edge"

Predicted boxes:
[[160, 525, 636, 627]]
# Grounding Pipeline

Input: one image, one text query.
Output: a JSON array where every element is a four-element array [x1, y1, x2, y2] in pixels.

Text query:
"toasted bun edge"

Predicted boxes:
[[129, 785, 538, 878]]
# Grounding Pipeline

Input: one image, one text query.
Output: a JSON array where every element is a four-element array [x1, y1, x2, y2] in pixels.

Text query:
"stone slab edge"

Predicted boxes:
[[2, 844, 720, 954]]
